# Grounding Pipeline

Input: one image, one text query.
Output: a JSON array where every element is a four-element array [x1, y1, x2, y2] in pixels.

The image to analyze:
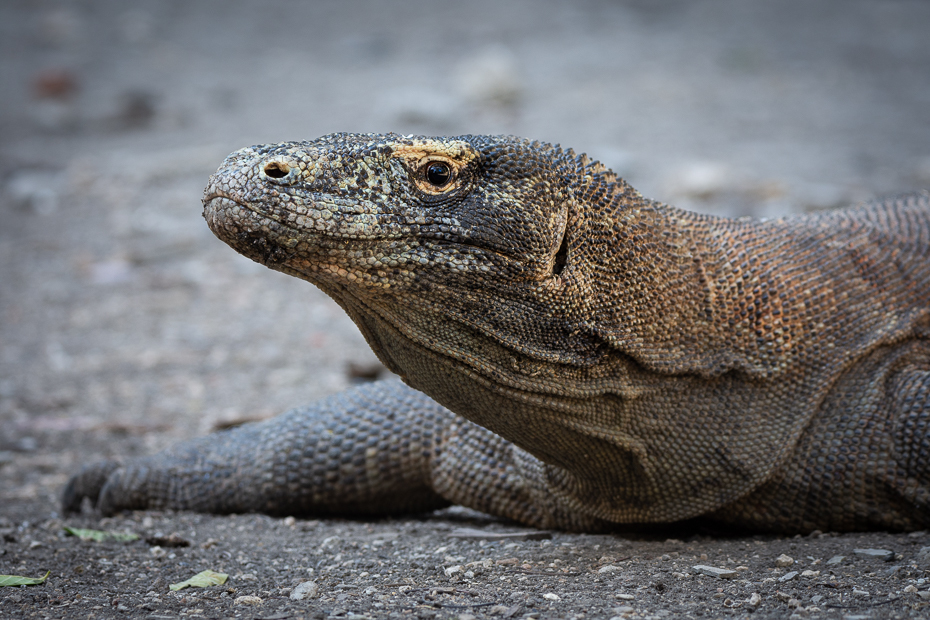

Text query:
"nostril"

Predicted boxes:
[[263, 161, 290, 179]]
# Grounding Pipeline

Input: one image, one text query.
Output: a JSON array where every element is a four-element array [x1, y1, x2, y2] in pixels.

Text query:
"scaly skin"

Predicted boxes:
[[65, 134, 930, 532]]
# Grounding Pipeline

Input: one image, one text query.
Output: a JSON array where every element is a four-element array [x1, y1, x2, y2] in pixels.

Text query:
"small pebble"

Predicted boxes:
[[918, 591, 930, 601], [825, 555, 845, 565], [692, 565, 737, 579], [775, 554, 794, 567], [903, 585, 918, 593], [778, 571, 799, 582], [801, 570, 820, 577], [615, 593, 634, 600], [811, 595, 823, 604], [543, 593, 560, 601], [747, 593, 762, 607], [852, 589, 869, 596], [289, 580, 319, 601], [613, 606, 635, 614], [234, 595, 263, 605]]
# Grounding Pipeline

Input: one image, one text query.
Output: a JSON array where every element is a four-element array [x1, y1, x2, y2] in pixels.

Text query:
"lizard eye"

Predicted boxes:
[[425, 161, 452, 187]]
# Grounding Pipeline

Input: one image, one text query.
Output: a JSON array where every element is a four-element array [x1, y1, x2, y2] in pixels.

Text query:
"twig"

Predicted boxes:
[[826, 596, 900, 609]]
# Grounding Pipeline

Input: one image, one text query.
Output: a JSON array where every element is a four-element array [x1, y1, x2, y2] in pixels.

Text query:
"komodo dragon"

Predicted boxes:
[[64, 134, 930, 533]]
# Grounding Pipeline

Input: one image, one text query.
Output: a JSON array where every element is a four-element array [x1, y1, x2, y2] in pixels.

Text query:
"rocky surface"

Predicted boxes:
[[2, 1, 930, 618]]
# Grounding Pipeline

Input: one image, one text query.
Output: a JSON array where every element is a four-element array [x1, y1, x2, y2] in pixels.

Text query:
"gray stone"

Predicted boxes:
[[826, 555, 845, 565], [778, 571, 799, 582], [290, 581, 320, 601], [692, 565, 737, 579], [853, 548, 894, 561], [915, 546, 930, 567]]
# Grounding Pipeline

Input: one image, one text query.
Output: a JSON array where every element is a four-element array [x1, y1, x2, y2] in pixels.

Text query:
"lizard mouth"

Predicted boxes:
[[202, 194, 301, 267], [204, 190, 522, 271], [202, 194, 239, 226]]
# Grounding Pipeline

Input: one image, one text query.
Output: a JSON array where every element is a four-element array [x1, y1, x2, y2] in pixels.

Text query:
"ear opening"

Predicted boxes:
[[552, 232, 569, 276]]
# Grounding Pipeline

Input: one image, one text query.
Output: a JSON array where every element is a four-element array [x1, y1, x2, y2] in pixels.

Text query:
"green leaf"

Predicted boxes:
[[63, 526, 139, 542], [0, 571, 50, 587], [169, 570, 228, 591]]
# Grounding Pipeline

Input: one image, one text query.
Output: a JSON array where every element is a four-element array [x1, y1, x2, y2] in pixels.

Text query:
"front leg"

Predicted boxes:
[[64, 381, 452, 516], [64, 380, 610, 531]]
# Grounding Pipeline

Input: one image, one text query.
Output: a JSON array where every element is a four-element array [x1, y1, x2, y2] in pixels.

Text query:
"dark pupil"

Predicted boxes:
[[425, 162, 451, 187]]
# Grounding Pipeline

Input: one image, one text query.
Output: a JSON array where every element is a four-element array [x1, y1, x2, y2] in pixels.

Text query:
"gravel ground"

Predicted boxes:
[[2, 1, 930, 619]]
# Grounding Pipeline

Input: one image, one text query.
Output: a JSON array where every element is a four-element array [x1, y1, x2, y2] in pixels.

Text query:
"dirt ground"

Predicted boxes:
[[2, 1, 930, 619]]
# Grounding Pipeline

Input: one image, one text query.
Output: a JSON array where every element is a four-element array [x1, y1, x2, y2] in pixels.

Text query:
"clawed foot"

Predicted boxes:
[[62, 460, 123, 514]]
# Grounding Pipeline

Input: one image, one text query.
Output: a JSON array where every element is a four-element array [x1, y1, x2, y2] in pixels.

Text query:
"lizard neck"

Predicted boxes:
[[578, 178, 777, 377]]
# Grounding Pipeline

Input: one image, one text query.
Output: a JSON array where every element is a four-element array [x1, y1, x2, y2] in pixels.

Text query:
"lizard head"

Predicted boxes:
[[203, 133, 648, 395]]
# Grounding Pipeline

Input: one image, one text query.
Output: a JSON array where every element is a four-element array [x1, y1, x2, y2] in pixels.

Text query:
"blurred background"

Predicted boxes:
[[1, 0, 930, 507]]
